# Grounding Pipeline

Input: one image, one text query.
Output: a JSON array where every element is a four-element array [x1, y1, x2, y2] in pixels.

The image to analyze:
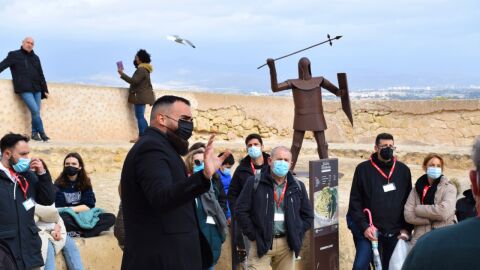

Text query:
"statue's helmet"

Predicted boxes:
[[298, 57, 312, 80]]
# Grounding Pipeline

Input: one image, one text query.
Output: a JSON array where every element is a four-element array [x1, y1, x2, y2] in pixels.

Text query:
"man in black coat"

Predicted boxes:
[[227, 133, 270, 269], [347, 133, 412, 270], [120, 95, 230, 270], [236, 146, 313, 269], [0, 37, 50, 141], [0, 133, 56, 270]]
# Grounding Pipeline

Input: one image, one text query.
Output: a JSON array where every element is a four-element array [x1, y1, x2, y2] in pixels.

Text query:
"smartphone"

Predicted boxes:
[[116, 61, 124, 70]]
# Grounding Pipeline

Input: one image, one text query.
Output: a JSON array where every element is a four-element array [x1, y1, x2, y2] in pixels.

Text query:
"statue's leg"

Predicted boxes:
[[314, 131, 329, 159], [290, 130, 305, 171]]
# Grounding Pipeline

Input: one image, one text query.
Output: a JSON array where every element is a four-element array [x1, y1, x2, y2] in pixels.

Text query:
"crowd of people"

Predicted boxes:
[[0, 37, 479, 270]]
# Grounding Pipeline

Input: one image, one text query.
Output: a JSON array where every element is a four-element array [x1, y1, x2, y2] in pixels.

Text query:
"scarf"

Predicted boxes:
[[415, 174, 440, 205], [138, 63, 153, 73]]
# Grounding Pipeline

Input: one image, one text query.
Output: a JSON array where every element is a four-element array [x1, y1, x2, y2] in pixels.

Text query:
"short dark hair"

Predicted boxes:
[[136, 49, 151, 64], [188, 142, 206, 153], [375, 133, 394, 146], [150, 95, 191, 121], [0, 133, 29, 153], [245, 133, 263, 146], [218, 152, 235, 165]]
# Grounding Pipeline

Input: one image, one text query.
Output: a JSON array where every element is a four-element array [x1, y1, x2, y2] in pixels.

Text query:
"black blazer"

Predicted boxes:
[[120, 127, 213, 270]]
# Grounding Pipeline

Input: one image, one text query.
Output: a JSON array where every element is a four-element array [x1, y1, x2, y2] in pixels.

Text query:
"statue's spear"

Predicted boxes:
[[257, 34, 342, 69]]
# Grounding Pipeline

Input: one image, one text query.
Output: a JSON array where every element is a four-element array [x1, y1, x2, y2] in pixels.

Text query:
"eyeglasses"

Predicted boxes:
[[377, 145, 397, 150], [194, 159, 203, 166], [163, 114, 193, 123]]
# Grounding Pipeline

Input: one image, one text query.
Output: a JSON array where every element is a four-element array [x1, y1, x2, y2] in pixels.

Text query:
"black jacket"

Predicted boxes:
[[347, 154, 413, 234], [120, 127, 213, 270], [236, 170, 313, 257], [0, 48, 48, 97], [456, 189, 477, 222], [227, 152, 270, 216], [0, 169, 55, 270]]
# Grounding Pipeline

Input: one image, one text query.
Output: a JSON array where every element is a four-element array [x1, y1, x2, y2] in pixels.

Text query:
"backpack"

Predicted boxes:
[[0, 239, 18, 270]]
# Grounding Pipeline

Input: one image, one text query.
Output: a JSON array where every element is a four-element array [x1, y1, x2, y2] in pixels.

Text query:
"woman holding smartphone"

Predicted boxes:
[[117, 49, 156, 143]]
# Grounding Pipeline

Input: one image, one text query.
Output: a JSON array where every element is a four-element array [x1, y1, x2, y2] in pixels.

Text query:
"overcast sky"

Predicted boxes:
[[0, 0, 478, 93]]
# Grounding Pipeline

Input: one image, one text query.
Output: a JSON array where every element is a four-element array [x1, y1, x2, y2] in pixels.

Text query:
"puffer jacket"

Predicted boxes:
[[404, 175, 457, 245]]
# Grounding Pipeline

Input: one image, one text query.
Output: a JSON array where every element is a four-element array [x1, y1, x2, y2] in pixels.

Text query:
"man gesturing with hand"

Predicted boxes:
[[120, 95, 230, 270]]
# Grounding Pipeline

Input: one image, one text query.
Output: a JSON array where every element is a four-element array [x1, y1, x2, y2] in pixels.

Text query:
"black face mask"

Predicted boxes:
[[165, 130, 189, 156], [64, 166, 80, 177], [133, 59, 139, 68], [379, 147, 394, 160], [175, 119, 194, 141]]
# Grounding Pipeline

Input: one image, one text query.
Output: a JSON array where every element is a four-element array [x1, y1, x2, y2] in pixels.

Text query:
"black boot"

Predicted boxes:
[[31, 132, 41, 141], [39, 132, 50, 142]]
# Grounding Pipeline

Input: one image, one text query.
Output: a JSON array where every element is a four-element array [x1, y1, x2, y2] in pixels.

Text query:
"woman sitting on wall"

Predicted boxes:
[[404, 153, 457, 246], [55, 152, 116, 238]]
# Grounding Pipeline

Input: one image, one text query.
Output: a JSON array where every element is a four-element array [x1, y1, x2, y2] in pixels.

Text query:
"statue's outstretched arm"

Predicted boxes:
[[267, 58, 292, 92], [321, 78, 342, 96]]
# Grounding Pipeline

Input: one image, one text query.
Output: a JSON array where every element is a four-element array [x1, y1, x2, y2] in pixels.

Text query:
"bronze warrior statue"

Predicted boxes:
[[267, 57, 349, 171]]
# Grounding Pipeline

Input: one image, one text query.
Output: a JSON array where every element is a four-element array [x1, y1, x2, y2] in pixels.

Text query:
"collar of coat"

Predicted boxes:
[[138, 63, 153, 73]]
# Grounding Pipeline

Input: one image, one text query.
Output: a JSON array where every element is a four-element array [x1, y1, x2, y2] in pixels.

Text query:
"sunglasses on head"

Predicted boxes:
[[194, 159, 203, 166]]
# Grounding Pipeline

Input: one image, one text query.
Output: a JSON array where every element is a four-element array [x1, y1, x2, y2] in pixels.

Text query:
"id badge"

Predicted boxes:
[[383, 183, 396, 192], [206, 216, 216, 225], [23, 198, 35, 211], [274, 213, 285, 221]]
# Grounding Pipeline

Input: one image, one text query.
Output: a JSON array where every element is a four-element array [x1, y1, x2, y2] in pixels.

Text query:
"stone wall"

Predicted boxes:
[[1, 79, 479, 146]]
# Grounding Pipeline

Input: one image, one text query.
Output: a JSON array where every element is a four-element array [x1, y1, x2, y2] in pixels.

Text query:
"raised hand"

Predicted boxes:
[[202, 134, 231, 180]]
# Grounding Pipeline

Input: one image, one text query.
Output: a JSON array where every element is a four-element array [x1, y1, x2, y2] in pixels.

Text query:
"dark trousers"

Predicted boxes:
[[347, 214, 399, 270], [60, 212, 116, 238], [291, 130, 328, 171]]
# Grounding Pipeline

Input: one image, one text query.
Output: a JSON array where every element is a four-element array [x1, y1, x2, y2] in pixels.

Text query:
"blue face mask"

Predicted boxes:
[[427, 167, 442, 179], [247, 146, 262, 159], [10, 157, 31, 173], [221, 167, 231, 175], [272, 160, 290, 177], [193, 163, 204, 173]]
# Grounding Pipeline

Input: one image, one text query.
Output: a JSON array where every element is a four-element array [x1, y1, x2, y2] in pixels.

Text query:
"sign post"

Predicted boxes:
[[309, 158, 339, 270]]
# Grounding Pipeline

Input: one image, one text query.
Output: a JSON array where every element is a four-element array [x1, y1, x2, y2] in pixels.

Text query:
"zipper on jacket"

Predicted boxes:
[[265, 193, 269, 215], [291, 197, 296, 221]]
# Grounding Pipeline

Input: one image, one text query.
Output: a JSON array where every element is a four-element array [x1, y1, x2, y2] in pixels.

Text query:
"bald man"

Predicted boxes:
[[0, 37, 50, 141]]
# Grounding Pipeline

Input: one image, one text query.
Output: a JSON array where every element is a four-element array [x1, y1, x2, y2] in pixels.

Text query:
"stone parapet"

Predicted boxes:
[[1, 79, 478, 146]]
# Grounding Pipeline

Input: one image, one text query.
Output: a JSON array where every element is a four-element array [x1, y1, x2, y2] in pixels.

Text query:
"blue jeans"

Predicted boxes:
[[134, 104, 148, 136], [63, 235, 84, 270], [347, 214, 399, 270], [44, 236, 84, 270], [347, 214, 372, 270], [20, 91, 45, 134]]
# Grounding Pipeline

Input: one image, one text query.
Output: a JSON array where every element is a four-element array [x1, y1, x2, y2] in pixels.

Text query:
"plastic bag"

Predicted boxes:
[[389, 239, 410, 270]]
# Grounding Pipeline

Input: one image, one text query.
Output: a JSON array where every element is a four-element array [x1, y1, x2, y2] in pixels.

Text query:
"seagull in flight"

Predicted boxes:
[[166, 35, 196, 48]]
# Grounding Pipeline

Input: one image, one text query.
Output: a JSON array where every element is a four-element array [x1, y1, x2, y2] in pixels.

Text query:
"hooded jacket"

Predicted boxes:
[[120, 63, 155, 105], [0, 163, 55, 270]]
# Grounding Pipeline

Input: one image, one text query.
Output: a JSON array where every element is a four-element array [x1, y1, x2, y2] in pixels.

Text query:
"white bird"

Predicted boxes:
[[166, 35, 196, 48]]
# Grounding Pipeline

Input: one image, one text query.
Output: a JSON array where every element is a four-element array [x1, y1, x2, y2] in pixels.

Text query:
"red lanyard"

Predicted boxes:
[[370, 157, 397, 182], [9, 168, 29, 199], [274, 182, 288, 209], [250, 161, 257, 175], [421, 185, 431, 204]]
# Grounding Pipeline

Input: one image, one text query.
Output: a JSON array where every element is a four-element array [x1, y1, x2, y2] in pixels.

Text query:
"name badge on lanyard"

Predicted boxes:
[[23, 198, 35, 211], [274, 213, 285, 221], [370, 157, 397, 193], [383, 183, 397, 193]]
